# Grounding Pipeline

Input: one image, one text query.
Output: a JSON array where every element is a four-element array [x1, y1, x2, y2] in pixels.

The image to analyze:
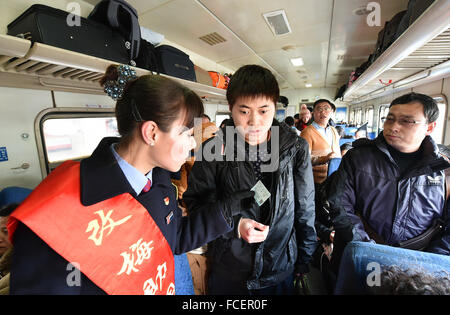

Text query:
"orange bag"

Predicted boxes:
[[208, 71, 227, 89]]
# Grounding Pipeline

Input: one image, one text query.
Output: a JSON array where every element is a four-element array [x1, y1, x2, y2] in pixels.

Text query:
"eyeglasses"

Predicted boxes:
[[381, 116, 427, 127], [315, 107, 333, 113]]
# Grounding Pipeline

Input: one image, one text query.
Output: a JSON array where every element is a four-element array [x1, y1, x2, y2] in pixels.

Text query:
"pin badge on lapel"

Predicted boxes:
[[164, 196, 170, 205], [166, 211, 174, 225]]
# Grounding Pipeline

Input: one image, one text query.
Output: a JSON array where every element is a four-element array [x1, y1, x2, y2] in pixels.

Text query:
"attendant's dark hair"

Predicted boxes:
[[390, 92, 439, 123], [101, 65, 204, 143], [226, 65, 279, 108]]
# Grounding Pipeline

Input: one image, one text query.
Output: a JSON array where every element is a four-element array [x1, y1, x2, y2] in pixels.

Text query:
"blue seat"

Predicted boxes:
[[339, 138, 353, 146], [334, 241, 450, 294], [0, 186, 32, 207], [344, 127, 358, 137], [174, 253, 194, 295], [327, 158, 342, 177]]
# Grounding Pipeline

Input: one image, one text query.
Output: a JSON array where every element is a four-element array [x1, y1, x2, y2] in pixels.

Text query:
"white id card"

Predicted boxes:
[[250, 180, 271, 206]]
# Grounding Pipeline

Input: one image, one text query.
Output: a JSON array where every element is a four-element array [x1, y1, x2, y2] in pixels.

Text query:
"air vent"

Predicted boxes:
[[199, 32, 227, 46], [263, 10, 292, 36]]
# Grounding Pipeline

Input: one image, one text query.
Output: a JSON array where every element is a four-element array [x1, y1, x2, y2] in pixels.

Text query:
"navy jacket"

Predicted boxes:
[[10, 137, 232, 294], [328, 134, 450, 261]]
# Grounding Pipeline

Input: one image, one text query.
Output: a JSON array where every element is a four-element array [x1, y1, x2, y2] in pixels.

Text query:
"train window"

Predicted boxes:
[[215, 112, 231, 128], [377, 105, 390, 134], [356, 108, 362, 125], [349, 109, 355, 124], [335, 107, 347, 123], [365, 107, 374, 128], [37, 109, 117, 175]]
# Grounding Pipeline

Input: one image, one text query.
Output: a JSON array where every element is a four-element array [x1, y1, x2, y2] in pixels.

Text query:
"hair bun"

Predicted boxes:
[[101, 64, 137, 100], [100, 65, 119, 87]]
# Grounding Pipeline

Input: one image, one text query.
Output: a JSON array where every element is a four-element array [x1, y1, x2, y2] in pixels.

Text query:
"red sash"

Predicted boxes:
[[8, 161, 175, 295]]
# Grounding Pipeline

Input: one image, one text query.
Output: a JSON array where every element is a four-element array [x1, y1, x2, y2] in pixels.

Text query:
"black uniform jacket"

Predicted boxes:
[[10, 137, 232, 294]]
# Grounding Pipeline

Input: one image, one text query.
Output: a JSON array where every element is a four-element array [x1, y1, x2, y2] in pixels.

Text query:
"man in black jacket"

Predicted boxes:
[[183, 65, 317, 294]]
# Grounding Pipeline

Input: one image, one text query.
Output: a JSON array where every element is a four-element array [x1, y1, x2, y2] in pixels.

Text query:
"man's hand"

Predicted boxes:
[[326, 151, 339, 162], [238, 218, 269, 243]]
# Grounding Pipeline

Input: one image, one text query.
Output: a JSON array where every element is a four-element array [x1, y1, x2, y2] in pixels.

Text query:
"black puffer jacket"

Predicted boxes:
[[183, 119, 317, 291]]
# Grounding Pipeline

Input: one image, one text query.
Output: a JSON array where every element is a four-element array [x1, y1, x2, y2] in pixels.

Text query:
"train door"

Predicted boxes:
[[0, 87, 53, 189]]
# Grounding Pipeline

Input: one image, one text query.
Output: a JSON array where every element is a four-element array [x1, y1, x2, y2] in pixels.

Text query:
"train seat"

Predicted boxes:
[[339, 138, 353, 146], [0, 186, 32, 207], [334, 241, 450, 294], [174, 253, 195, 295], [328, 158, 342, 177]]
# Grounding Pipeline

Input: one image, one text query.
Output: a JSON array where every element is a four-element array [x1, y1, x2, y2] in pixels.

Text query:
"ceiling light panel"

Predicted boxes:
[[290, 57, 304, 66]]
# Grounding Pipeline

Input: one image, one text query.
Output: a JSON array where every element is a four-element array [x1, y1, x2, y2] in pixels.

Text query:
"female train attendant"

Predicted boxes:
[[7, 65, 252, 295]]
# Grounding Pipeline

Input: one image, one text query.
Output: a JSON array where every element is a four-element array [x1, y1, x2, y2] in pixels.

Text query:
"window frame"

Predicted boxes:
[[35, 107, 115, 177], [377, 104, 390, 135]]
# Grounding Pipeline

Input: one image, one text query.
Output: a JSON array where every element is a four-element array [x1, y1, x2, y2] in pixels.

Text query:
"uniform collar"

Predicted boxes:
[[80, 137, 170, 206], [110, 143, 153, 195]]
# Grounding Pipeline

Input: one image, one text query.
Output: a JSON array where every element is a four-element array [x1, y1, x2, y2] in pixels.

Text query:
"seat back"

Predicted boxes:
[[0, 186, 32, 207], [327, 158, 342, 177], [334, 241, 450, 294]]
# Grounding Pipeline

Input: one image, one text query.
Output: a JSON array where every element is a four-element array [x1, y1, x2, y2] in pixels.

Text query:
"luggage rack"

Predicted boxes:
[[342, 0, 450, 104], [0, 33, 227, 99]]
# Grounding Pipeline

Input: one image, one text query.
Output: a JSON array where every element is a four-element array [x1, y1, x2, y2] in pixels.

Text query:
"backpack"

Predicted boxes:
[[88, 0, 141, 66]]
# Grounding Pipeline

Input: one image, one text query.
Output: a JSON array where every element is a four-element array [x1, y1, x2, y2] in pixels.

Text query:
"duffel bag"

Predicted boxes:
[[7, 4, 132, 65]]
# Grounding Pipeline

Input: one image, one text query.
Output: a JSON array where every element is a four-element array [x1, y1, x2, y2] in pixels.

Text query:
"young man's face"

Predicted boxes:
[[313, 102, 334, 127], [382, 102, 436, 153], [231, 96, 275, 145]]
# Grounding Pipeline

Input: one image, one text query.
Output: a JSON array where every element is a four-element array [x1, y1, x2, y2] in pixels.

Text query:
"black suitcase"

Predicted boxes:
[[381, 10, 407, 52], [335, 84, 347, 100], [155, 45, 196, 82], [7, 4, 132, 65]]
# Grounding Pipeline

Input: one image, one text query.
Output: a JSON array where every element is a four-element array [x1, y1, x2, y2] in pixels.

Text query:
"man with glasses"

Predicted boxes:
[[328, 92, 450, 276], [301, 99, 341, 185]]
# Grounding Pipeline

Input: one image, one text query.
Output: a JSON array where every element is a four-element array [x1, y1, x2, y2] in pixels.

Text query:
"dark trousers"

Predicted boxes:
[[208, 271, 294, 295]]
